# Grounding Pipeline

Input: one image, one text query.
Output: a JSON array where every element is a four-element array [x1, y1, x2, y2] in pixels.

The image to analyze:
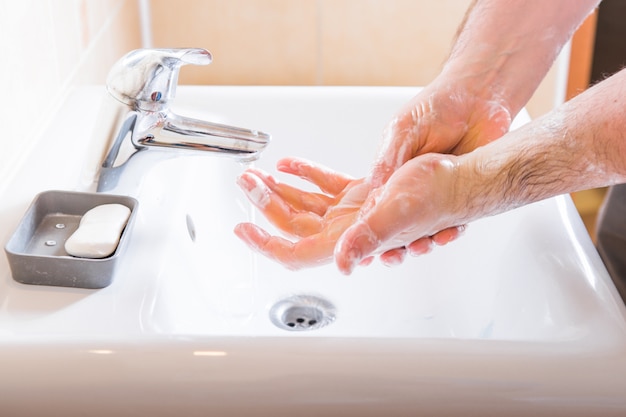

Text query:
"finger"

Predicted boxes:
[[334, 187, 409, 274], [431, 225, 466, 246], [234, 223, 299, 269], [407, 237, 434, 256], [334, 178, 420, 275], [234, 222, 337, 270], [359, 256, 374, 267], [245, 167, 334, 216], [369, 115, 417, 188], [334, 220, 381, 275], [406, 225, 467, 256], [276, 157, 354, 196], [379, 247, 407, 267], [237, 170, 323, 237]]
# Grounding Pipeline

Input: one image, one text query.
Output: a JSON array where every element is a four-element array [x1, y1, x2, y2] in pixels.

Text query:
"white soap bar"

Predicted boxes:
[[65, 204, 131, 259]]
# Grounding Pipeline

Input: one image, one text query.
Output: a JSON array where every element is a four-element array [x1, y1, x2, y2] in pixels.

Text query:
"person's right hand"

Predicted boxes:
[[370, 76, 513, 187], [234, 77, 514, 271], [368, 76, 513, 263]]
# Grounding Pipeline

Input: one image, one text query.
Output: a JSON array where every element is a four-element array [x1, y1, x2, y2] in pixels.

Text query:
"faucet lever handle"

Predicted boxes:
[[106, 48, 212, 112]]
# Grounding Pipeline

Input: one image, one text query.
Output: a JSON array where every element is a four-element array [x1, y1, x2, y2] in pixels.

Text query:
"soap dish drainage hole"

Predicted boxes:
[[269, 295, 336, 332]]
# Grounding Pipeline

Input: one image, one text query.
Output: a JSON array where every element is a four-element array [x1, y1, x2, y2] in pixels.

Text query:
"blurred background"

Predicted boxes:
[[1, 0, 621, 240]]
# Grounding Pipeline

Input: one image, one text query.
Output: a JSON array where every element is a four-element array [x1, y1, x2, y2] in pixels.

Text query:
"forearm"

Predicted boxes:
[[442, 0, 599, 118], [455, 68, 626, 223]]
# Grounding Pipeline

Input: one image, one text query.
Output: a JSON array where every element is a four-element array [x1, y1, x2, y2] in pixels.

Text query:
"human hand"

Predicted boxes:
[[364, 78, 511, 262], [234, 80, 506, 271], [234, 157, 370, 270], [234, 155, 465, 272], [370, 78, 512, 187], [335, 153, 465, 274]]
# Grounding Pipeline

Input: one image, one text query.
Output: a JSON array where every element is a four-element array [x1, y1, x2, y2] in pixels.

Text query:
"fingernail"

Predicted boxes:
[[381, 251, 406, 267], [236, 172, 254, 191], [407, 239, 433, 256], [233, 223, 269, 251], [237, 173, 270, 208], [338, 247, 362, 275], [247, 167, 276, 185], [233, 223, 253, 242], [276, 158, 300, 173]]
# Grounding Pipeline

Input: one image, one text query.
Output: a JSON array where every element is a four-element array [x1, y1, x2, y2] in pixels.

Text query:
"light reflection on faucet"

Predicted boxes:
[[97, 48, 270, 193]]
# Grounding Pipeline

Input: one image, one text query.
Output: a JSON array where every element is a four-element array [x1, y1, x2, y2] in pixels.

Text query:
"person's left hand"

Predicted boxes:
[[234, 157, 369, 270]]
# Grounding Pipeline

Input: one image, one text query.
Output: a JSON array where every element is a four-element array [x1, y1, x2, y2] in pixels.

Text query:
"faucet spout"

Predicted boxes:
[[135, 110, 270, 159]]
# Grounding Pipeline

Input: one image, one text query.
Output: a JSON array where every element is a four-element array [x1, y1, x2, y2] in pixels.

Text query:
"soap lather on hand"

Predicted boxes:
[[65, 204, 131, 259]]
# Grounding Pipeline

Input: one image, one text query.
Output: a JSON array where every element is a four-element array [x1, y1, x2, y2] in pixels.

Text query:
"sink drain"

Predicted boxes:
[[269, 294, 336, 331]]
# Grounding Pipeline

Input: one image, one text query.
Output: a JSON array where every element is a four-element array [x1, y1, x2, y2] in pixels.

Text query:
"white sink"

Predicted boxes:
[[1, 86, 626, 416]]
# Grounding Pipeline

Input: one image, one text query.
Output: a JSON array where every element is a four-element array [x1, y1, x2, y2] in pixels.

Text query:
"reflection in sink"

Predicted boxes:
[[1, 86, 626, 416]]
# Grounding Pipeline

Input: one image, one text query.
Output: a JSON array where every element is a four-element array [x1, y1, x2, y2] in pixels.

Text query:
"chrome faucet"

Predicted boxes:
[[97, 48, 270, 192]]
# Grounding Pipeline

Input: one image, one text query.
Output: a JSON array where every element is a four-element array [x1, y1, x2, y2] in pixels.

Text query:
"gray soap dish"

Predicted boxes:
[[4, 190, 138, 289]]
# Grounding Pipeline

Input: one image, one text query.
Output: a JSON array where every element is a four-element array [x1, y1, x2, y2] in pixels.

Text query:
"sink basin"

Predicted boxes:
[[1, 86, 626, 416]]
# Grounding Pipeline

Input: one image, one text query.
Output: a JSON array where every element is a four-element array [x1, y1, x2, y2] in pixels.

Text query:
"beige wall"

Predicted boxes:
[[150, 0, 561, 117], [0, 0, 141, 187], [0, 0, 561, 191], [150, 0, 470, 86]]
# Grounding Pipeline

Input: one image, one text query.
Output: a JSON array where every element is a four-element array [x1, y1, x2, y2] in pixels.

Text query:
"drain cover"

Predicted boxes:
[[269, 294, 336, 331]]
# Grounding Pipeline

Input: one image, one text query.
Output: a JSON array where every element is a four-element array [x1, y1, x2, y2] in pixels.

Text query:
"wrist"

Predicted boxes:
[[440, 0, 599, 119], [418, 153, 472, 231], [438, 49, 523, 121]]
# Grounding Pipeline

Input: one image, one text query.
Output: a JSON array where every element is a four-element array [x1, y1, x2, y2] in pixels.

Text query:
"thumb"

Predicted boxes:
[[334, 188, 405, 275], [369, 117, 416, 188], [334, 220, 381, 275]]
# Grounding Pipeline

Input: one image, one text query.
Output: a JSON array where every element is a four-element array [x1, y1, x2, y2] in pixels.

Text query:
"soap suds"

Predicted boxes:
[[335, 220, 382, 275]]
